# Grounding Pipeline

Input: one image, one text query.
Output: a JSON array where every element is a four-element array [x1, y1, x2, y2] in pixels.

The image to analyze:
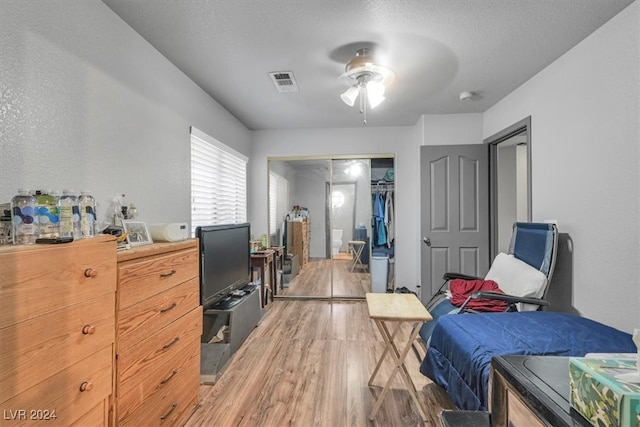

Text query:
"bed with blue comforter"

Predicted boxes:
[[419, 311, 636, 411]]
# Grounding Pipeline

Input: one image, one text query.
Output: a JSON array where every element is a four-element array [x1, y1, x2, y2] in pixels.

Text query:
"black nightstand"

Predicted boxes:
[[490, 355, 592, 427]]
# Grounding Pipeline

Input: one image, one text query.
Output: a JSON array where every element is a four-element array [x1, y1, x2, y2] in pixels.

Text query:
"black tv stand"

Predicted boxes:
[[201, 286, 262, 381], [210, 295, 242, 310], [209, 284, 259, 310]]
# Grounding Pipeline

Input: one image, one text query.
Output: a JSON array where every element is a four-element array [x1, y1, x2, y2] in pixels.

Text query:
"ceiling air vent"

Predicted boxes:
[[269, 71, 299, 93]]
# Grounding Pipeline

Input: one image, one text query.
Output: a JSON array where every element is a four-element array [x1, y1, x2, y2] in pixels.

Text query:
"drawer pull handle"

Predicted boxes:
[[160, 369, 178, 385], [84, 268, 98, 278], [160, 302, 177, 313], [162, 336, 180, 350], [160, 269, 177, 278], [160, 403, 177, 421], [82, 324, 96, 335], [79, 381, 93, 392]]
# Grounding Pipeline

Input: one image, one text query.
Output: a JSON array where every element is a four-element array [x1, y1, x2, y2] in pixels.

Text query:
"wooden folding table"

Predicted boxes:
[[365, 292, 433, 422], [348, 240, 367, 271]]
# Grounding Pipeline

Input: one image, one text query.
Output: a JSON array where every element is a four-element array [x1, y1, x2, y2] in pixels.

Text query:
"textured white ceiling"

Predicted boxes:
[[101, 0, 634, 130]]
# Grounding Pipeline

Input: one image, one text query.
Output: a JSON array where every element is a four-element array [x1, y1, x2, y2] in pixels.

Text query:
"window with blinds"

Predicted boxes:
[[190, 127, 247, 236]]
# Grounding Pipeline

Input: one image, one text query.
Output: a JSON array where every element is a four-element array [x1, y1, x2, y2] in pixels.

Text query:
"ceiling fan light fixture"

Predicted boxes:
[[340, 86, 360, 107], [339, 47, 395, 123], [366, 80, 385, 109]]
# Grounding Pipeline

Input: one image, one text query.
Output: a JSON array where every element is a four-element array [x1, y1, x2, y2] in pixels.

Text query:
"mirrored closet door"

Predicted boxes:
[[268, 155, 395, 300], [269, 158, 331, 298], [329, 159, 371, 298]]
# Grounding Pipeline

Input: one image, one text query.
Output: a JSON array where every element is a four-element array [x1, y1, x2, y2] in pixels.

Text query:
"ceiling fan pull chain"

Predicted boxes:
[[361, 84, 367, 124]]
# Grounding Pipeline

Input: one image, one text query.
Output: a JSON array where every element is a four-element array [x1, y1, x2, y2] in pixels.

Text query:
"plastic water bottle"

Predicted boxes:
[[36, 189, 59, 238], [79, 192, 97, 238], [0, 208, 11, 245], [106, 194, 125, 227], [11, 189, 38, 244], [59, 190, 81, 239], [128, 204, 138, 220]]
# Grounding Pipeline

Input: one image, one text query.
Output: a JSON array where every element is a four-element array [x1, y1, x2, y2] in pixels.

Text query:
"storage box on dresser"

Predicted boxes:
[[0, 235, 117, 426], [115, 239, 201, 426], [569, 358, 640, 427]]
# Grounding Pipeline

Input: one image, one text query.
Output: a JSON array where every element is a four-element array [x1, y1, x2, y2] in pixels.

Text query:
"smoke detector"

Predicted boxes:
[[459, 91, 474, 101]]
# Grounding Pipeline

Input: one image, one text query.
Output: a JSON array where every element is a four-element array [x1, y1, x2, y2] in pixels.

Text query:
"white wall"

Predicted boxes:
[[516, 144, 528, 221], [484, 1, 640, 332], [498, 145, 518, 252], [421, 113, 484, 146], [0, 1, 251, 226], [249, 126, 422, 289]]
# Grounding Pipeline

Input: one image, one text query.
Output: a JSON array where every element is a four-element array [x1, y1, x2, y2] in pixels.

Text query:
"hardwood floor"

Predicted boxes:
[[184, 300, 456, 426], [185, 255, 454, 426], [279, 255, 372, 298]]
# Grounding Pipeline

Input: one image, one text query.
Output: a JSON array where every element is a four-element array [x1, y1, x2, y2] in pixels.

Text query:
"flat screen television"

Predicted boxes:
[[196, 222, 251, 309]]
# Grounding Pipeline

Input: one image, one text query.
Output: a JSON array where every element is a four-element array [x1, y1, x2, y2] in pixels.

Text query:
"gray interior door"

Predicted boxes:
[[420, 144, 490, 304]]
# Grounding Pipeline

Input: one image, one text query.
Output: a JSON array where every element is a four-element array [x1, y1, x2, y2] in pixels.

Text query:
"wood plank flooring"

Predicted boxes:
[[185, 300, 456, 427], [279, 256, 372, 298]]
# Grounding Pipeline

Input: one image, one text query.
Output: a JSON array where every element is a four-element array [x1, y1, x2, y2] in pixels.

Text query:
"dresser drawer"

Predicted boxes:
[[115, 240, 201, 426], [118, 248, 198, 310], [119, 350, 200, 427], [0, 293, 115, 403], [0, 236, 116, 329], [116, 332, 200, 421], [69, 400, 108, 427], [117, 306, 202, 382], [506, 389, 546, 427], [0, 345, 112, 427], [117, 277, 200, 352]]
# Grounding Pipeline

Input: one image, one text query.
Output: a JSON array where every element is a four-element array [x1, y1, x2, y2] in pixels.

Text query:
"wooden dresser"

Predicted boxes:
[[115, 239, 201, 426], [287, 220, 310, 268], [0, 235, 117, 426]]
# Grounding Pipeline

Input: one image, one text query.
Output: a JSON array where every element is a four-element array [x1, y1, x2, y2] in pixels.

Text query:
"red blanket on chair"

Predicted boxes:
[[449, 279, 508, 312]]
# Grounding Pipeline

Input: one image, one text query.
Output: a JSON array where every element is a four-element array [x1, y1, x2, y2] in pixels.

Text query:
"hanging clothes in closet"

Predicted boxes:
[[384, 188, 394, 247], [373, 190, 387, 246], [372, 184, 394, 248]]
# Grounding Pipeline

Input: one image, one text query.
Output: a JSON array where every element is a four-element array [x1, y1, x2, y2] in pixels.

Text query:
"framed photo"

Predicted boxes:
[[122, 220, 153, 246]]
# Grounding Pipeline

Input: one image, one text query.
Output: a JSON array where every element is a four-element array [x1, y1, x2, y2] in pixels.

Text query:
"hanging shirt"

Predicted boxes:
[[373, 191, 387, 246], [384, 190, 394, 247]]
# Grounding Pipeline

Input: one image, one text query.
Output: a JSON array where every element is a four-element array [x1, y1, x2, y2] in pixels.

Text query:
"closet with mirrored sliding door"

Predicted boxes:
[[267, 155, 395, 301]]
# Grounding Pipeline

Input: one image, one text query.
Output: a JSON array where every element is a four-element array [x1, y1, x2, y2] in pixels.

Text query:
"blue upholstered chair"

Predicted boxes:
[[419, 222, 559, 346]]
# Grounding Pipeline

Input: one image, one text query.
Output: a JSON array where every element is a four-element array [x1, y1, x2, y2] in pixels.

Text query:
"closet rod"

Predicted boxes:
[[372, 182, 394, 191]]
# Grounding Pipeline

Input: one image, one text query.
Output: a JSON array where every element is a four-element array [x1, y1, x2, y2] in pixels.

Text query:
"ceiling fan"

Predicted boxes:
[[339, 48, 395, 124]]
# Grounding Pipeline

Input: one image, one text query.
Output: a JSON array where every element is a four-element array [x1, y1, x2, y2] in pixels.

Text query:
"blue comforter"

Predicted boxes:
[[419, 311, 635, 411]]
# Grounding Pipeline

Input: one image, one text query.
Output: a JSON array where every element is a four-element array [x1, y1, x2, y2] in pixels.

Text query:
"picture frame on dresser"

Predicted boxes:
[[122, 220, 153, 246]]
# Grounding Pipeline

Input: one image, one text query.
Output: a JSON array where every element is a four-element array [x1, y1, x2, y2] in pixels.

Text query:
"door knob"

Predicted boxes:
[[423, 237, 431, 247]]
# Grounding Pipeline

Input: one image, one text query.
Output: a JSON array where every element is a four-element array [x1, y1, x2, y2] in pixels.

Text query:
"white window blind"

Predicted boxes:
[[190, 127, 247, 236]]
